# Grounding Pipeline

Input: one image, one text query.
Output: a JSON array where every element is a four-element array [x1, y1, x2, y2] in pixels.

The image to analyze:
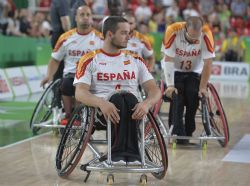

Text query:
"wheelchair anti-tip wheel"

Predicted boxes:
[[56, 105, 94, 178], [30, 79, 62, 135]]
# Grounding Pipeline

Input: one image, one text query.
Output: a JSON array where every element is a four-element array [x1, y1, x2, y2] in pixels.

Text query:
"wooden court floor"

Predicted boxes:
[[0, 89, 250, 185]]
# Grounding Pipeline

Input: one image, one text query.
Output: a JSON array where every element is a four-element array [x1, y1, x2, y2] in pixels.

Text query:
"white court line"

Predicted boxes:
[[223, 134, 250, 164], [0, 132, 52, 150]]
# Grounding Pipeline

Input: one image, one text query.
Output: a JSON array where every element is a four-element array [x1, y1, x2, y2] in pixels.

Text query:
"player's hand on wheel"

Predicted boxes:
[[165, 86, 178, 99]]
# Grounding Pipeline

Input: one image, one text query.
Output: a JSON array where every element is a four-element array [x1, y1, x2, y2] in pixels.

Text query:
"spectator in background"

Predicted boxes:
[[92, 0, 107, 15], [135, 0, 152, 23], [50, 0, 71, 80], [230, 0, 247, 17], [221, 29, 246, 62], [0, 0, 9, 35], [50, 0, 71, 48], [18, 8, 31, 36], [165, 0, 179, 22], [199, 0, 214, 18], [182, 1, 199, 20], [218, 3, 231, 32]]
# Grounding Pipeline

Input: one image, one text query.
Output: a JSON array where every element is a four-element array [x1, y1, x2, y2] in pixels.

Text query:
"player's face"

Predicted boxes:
[[76, 6, 93, 29], [111, 22, 130, 49], [185, 27, 201, 44], [125, 16, 136, 33]]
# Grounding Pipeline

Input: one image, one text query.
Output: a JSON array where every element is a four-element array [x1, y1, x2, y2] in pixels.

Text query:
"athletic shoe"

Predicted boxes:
[[111, 156, 126, 165], [127, 157, 141, 166]]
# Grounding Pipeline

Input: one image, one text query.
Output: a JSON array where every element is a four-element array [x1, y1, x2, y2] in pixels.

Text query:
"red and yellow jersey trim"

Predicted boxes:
[[76, 49, 101, 79], [93, 29, 104, 40], [163, 22, 185, 49], [133, 30, 153, 51], [123, 50, 148, 68], [202, 24, 214, 53], [53, 28, 77, 52]]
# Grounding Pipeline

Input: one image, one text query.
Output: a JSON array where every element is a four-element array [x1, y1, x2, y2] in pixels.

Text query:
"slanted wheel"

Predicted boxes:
[[142, 111, 168, 180], [107, 174, 114, 185], [30, 79, 62, 135], [153, 80, 164, 116], [140, 174, 147, 185], [207, 83, 229, 147], [56, 105, 94, 178]]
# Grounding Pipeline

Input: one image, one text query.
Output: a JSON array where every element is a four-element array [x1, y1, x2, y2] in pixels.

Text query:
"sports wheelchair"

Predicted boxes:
[[55, 91, 168, 185], [159, 81, 230, 150], [30, 79, 64, 135]]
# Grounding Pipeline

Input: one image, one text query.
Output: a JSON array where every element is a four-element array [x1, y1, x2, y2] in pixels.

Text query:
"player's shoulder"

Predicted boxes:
[[122, 50, 146, 63], [92, 29, 104, 40], [60, 28, 77, 39], [79, 49, 101, 63], [166, 22, 186, 33], [133, 30, 148, 41], [53, 28, 77, 52]]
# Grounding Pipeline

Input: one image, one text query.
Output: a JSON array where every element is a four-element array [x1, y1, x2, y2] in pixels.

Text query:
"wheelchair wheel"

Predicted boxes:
[[143, 111, 168, 179], [207, 83, 229, 147], [30, 79, 62, 134], [153, 80, 164, 116], [56, 105, 94, 178]]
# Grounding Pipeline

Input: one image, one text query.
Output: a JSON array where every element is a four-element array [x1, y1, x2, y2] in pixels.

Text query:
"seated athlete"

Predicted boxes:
[[40, 6, 103, 124], [73, 16, 161, 164]]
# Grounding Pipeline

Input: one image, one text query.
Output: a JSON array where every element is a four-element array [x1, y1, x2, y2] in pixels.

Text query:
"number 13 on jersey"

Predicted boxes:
[[180, 60, 192, 70]]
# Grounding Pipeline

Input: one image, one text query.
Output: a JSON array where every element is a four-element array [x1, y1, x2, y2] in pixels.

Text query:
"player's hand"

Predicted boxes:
[[99, 100, 120, 124], [40, 76, 52, 89], [132, 101, 150, 120], [199, 88, 208, 98], [165, 86, 178, 99]]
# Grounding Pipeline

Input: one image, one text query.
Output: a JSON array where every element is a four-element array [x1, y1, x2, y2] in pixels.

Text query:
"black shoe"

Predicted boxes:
[[176, 139, 189, 145], [111, 156, 126, 165], [127, 156, 141, 165]]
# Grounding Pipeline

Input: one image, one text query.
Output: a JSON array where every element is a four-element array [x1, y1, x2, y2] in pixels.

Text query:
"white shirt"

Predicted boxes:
[[161, 22, 215, 74], [74, 49, 153, 99], [52, 28, 103, 76], [124, 30, 153, 58]]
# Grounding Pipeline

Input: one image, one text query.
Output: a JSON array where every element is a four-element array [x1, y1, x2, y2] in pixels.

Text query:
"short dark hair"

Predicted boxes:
[[186, 16, 203, 30], [102, 16, 128, 38]]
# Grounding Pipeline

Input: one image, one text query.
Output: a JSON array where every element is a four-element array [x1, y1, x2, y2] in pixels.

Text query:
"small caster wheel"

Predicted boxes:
[[140, 174, 147, 185], [172, 139, 177, 149], [107, 174, 114, 185], [202, 140, 207, 151], [52, 128, 59, 136]]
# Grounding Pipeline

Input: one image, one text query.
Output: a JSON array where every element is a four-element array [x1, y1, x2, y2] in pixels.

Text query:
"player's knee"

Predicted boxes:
[[60, 78, 75, 96]]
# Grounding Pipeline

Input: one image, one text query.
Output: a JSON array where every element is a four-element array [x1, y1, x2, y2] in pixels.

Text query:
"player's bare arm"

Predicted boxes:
[[75, 83, 120, 124], [40, 58, 60, 88], [132, 79, 161, 120], [199, 58, 213, 97]]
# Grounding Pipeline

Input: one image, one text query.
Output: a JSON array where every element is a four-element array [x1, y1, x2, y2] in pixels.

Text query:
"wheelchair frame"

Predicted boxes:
[[30, 79, 65, 134], [160, 81, 230, 149], [55, 96, 168, 184]]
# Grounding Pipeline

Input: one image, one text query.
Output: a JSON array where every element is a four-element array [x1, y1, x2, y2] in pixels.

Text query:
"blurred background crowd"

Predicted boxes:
[[0, 0, 250, 62]]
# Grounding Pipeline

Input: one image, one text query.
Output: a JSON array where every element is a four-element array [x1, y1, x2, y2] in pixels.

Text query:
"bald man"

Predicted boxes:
[[161, 16, 215, 143], [41, 6, 103, 124]]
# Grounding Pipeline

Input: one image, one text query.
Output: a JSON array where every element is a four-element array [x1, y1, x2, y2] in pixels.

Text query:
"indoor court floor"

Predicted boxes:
[[0, 80, 250, 186]]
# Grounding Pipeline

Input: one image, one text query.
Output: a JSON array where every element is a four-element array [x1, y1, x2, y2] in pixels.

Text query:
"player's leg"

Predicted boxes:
[[60, 76, 75, 125], [184, 73, 200, 136]]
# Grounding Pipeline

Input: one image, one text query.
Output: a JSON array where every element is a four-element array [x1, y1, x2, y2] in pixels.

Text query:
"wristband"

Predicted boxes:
[[162, 60, 175, 86]]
